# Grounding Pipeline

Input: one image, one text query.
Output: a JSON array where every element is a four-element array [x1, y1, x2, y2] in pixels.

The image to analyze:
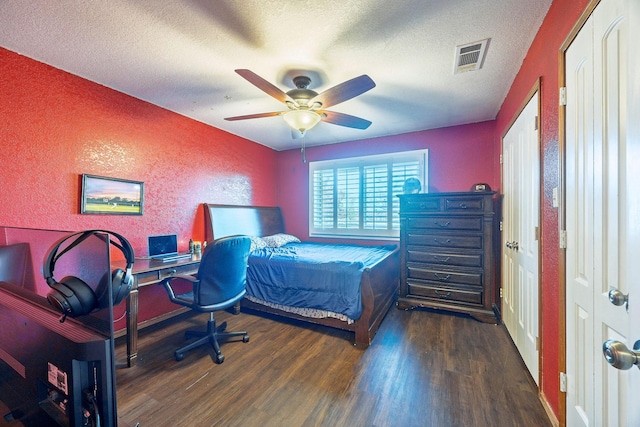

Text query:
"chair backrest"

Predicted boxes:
[[195, 235, 251, 306]]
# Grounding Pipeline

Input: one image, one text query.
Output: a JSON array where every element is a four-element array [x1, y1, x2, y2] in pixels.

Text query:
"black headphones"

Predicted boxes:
[[43, 230, 135, 319]]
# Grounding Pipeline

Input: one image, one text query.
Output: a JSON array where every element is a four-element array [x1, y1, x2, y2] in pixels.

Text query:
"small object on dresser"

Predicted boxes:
[[403, 178, 422, 194], [471, 183, 491, 192]]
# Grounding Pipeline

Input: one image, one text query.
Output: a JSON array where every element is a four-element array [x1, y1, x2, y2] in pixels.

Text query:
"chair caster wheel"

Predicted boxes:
[[175, 352, 184, 361], [243, 335, 250, 343], [215, 354, 225, 364]]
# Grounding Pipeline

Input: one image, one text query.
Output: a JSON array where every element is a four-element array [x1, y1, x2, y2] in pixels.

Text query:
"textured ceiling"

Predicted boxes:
[[0, 0, 552, 151]]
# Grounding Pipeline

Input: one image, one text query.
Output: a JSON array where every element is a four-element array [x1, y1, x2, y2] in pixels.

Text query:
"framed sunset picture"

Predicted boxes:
[[81, 174, 144, 215]]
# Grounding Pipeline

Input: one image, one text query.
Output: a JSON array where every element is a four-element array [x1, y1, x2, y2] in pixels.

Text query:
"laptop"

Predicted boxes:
[[148, 234, 190, 262]]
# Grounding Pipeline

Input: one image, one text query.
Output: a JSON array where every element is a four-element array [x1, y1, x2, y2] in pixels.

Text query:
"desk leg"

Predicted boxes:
[[126, 289, 139, 367]]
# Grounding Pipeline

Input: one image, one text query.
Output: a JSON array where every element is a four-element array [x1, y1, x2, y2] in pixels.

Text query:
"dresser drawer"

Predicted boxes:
[[443, 195, 487, 211], [407, 216, 483, 231], [407, 281, 483, 305], [402, 197, 442, 212], [407, 232, 483, 250], [407, 265, 484, 286], [407, 249, 484, 268]]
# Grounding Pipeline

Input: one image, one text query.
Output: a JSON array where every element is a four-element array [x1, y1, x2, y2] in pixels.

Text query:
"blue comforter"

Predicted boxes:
[[246, 242, 396, 320]]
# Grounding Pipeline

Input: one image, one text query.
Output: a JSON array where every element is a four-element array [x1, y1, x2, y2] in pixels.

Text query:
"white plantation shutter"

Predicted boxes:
[[309, 149, 428, 238], [312, 168, 334, 229], [337, 167, 360, 229], [363, 164, 388, 230], [391, 161, 422, 230]]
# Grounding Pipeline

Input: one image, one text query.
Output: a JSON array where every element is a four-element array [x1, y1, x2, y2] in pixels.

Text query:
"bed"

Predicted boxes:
[[203, 203, 400, 348]]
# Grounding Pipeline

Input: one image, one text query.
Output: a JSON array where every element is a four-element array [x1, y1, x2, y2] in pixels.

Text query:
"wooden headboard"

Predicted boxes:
[[203, 203, 286, 242]]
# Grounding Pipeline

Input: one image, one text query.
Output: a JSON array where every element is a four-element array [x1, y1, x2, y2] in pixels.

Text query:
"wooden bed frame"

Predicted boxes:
[[203, 203, 400, 348]]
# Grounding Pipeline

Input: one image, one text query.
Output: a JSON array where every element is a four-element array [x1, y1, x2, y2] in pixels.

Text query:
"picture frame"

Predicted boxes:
[[81, 174, 144, 215]]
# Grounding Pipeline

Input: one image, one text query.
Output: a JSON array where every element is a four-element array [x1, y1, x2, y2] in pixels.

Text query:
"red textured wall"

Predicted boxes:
[[276, 121, 498, 240], [0, 47, 277, 329], [0, 48, 277, 246], [494, 0, 591, 419]]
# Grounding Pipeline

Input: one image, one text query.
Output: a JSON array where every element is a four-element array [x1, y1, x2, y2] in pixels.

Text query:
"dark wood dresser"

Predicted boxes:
[[397, 191, 499, 323]]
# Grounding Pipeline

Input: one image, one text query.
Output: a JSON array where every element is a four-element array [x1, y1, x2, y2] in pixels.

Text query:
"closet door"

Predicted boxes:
[[565, 0, 640, 424], [502, 90, 540, 383]]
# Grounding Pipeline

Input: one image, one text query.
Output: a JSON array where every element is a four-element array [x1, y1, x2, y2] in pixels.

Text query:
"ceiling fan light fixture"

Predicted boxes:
[[227, 70, 375, 135], [283, 110, 321, 133]]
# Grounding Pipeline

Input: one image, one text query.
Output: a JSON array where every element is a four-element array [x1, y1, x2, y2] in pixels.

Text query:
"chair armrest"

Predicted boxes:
[[160, 274, 198, 305], [163, 274, 198, 284]]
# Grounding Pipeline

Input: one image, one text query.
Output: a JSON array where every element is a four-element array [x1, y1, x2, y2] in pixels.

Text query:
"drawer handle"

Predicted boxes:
[[170, 269, 177, 275], [459, 203, 467, 209], [434, 221, 451, 228], [433, 238, 452, 245], [432, 255, 451, 263], [433, 273, 451, 281], [434, 290, 452, 298]]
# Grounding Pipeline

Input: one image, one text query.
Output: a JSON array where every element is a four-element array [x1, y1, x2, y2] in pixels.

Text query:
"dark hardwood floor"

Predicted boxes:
[[114, 307, 551, 427]]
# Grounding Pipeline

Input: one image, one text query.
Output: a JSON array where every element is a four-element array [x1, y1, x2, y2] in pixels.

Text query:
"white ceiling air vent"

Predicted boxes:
[[454, 38, 490, 74]]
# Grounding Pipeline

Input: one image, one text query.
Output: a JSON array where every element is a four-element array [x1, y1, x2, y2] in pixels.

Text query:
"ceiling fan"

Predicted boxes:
[[224, 69, 376, 135]]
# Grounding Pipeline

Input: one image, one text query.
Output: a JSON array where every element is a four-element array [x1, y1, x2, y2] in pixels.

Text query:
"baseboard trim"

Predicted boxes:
[[539, 390, 559, 427]]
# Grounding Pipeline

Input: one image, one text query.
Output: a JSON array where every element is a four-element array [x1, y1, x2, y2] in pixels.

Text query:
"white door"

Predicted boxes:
[[565, 0, 640, 424], [502, 91, 540, 383]]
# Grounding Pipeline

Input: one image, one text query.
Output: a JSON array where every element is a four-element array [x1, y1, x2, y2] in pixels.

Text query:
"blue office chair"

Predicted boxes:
[[161, 235, 251, 363]]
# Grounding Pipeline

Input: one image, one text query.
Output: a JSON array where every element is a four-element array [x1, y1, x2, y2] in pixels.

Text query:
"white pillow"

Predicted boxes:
[[261, 233, 301, 248], [249, 236, 267, 252]]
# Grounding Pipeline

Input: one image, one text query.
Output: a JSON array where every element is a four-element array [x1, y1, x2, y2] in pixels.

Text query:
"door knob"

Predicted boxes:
[[602, 339, 640, 370], [608, 288, 629, 311], [505, 241, 519, 250]]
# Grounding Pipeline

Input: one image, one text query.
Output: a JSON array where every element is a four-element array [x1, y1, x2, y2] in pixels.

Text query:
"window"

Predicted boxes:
[[309, 149, 428, 239]]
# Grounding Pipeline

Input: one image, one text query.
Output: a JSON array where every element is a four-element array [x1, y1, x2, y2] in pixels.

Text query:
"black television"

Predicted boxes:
[[0, 282, 116, 426], [0, 229, 119, 426]]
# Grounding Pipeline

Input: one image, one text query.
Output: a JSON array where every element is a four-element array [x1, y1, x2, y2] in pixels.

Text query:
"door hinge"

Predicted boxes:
[[499, 287, 503, 298], [534, 115, 539, 131], [560, 230, 567, 249], [499, 220, 504, 231], [534, 226, 539, 241], [560, 372, 568, 393], [559, 87, 567, 106], [500, 153, 504, 164], [536, 336, 539, 351]]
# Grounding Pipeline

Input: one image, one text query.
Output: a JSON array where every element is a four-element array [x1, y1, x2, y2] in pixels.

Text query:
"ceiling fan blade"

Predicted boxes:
[[319, 110, 372, 130], [311, 75, 376, 109], [235, 69, 294, 104], [224, 111, 283, 121]]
